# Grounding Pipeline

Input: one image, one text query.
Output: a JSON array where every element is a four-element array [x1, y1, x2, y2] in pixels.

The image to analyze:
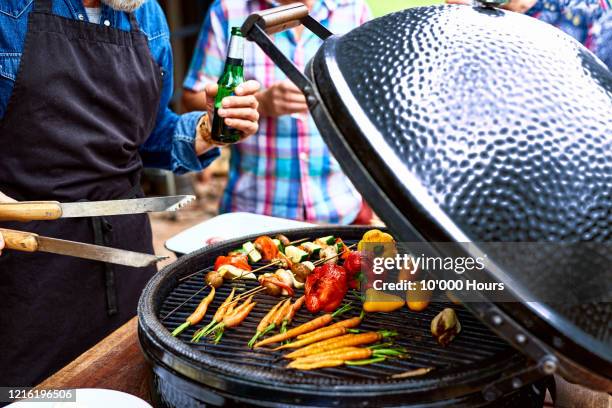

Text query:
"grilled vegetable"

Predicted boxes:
[[274, 326, 347, 350], [172, 287, 216, 337], [280, 295, 305, 334], [254, 314, 334, 348], [205, 271, 224, 288], [357, 229, 396, 257], [259, 273, 295, 297], [288, 348, 372, 369], [319, 245, 338, 265], [297, 312, 364, 340], [363, 288, 405, 313], [301, 242, 322, 258], [242, 241, 262, 263], [291, 263, 311, 283], [285, 246, 309, 263], [214, 254, 250, 272], [407, 282, 432, 311], [305, 264, 348, 313], [431, 308, 461, 346], [217, 264, 256, 280], [315, 236, 336, 246], [275, 234, 291, 248], [288, 345, 405, 368], [192, 288, 236, 342], [223, 299, 256, 328], [248, 299, 285, 348], [284, 331, 396, 359], [344, 251, 362, 289], [254, 236, 280, 260], [272, 299, 293, 327]]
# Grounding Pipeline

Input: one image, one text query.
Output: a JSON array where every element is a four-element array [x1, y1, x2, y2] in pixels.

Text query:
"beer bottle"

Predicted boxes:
[[211, 27, 245, 144]]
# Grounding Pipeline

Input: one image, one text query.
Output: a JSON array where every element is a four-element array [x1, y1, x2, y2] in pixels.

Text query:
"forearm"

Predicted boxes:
[[140, 108, 220, 174]]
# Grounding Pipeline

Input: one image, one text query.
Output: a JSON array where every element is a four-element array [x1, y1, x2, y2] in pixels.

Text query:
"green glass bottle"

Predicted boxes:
[[211, 27, 245, 144]]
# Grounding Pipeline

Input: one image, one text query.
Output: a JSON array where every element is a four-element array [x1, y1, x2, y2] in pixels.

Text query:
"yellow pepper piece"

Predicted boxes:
[[357, 229, 397, 257], [363, 288, 405, 313], [406, 282, 432, 312]]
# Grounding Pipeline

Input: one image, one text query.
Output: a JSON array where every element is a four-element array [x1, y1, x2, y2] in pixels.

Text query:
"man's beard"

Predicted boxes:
[[101, 0, 145, 12]]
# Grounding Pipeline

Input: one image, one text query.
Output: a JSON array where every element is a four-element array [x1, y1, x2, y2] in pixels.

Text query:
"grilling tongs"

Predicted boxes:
[[0, 195, 195, 267]]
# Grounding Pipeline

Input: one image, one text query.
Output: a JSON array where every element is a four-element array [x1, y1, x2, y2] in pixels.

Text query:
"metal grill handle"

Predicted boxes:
[[241, 3, 333, 104]]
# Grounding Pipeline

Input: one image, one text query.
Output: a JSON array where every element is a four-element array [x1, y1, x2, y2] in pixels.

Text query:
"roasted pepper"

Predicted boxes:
[[362, 288, 405, 313]]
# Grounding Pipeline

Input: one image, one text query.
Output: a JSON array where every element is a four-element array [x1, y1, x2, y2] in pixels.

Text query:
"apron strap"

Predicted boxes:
[[127, 12, 140, 32], [34, 0, 52, 13]]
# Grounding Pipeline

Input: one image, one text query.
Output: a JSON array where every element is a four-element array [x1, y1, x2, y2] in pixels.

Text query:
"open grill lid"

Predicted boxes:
[[242, 3, 612, 390]]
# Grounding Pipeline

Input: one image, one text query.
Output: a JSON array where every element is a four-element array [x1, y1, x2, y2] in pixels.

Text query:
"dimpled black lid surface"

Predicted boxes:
[[310, 4, 611, 383]]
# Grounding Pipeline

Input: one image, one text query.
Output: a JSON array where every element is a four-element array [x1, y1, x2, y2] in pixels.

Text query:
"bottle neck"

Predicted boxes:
[[227, 34, 244, 63]]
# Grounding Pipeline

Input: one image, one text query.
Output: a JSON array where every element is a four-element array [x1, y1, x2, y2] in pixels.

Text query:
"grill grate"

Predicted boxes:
[[157, 238, 514, 383]]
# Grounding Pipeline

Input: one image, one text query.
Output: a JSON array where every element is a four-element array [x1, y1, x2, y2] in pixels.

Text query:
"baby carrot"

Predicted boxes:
[[248, 300, 285, 348], [172, 286, 215, 337], [223, 302, 257, 328], [285, 331, 395, 359], [187, 287, 216, 325], [280, 295, 305, 335], [288, 359, 345, 370], [274, 327, 347, 351], [272, 299, 293, 326], [191, 288, 236, 342], [296, 312, 363, 340], [253, 314, 333, 348], [288, 348, 373, 369]]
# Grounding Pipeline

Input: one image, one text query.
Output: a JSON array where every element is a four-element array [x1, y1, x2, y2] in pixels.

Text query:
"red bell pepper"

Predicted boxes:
[[305, 264, 348, 313]]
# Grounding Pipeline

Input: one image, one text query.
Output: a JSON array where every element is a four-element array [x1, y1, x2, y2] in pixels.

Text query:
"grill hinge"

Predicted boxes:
[[482, 355, 557, 402]]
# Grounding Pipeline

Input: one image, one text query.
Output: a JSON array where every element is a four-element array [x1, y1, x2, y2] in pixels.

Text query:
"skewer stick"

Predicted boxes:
[[288, 237, 309, 245], [161, 285, 210, 321], [179, 267, 213, 282], [313, 243, 357, 266], [224, 286, 267, 308]]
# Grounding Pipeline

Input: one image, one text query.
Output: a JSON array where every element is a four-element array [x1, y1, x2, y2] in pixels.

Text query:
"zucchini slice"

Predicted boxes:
[[242, 241, 262, 263], [285, 245, 309, 263]]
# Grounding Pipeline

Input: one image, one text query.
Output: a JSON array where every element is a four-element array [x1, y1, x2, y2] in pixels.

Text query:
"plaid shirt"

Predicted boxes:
[[184, 0, 371, 224]]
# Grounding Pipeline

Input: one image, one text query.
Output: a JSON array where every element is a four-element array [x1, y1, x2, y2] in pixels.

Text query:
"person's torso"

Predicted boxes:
[[216, 0, 366, 223], [0, 0, 170, 120]]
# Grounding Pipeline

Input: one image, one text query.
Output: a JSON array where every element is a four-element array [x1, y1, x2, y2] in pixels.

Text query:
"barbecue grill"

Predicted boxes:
[[138, 2, 611, 406], [139, 226, 548, 407]]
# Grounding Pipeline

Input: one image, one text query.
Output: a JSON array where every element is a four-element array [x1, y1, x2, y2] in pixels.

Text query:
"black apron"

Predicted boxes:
[[0, 0, 162, 386]]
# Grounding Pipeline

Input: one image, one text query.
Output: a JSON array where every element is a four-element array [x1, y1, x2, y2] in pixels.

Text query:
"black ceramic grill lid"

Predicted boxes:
[[241, 3, 612, 390]]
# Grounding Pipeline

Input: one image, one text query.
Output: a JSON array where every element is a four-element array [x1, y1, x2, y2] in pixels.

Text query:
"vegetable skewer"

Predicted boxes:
[[172, 286, 216, 337]]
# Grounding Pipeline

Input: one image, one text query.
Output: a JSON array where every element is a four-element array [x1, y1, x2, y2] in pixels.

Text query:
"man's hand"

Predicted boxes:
[[195, 80, 261, 152], [256, 80, 309, 118], [0, 191, 15, 256]]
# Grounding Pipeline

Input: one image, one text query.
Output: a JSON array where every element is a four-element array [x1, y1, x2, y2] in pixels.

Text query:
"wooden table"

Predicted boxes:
[[35, 317, 152, 404], [35, 317, 610, 408]]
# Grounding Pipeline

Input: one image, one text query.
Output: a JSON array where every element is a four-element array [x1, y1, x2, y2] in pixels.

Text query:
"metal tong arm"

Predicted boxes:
[[241, 3, 332, 101], [0, 228, 40, 252], [0, 201, 63, 222]]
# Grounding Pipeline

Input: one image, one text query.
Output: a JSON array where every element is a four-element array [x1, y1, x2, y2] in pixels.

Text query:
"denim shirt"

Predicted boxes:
[[0, 0, 219, 174]]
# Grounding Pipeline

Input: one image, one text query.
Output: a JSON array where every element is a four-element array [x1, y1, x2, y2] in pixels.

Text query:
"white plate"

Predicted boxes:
[[8, 389, 151, 408], [165, 212, 314, 255]]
